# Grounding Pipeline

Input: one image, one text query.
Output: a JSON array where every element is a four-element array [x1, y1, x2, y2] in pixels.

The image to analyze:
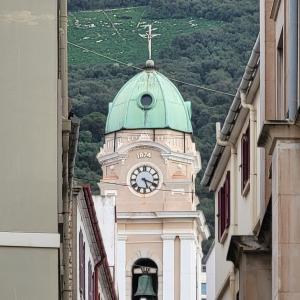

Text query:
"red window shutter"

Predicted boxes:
[[246, 127, 250, 182], [94, 265, 99, 300], [79, 229, 84, 295], [92, 272, 95, 300], [221, 187, 226, 236], [83, 243, 86, 299], [225, 172, 230, 228], [218, 190, 222, 242], [241, 126, 250, 190]]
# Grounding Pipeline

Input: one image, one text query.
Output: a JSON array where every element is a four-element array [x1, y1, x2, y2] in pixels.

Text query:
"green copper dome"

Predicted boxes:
[[105, 66, 193, 134]]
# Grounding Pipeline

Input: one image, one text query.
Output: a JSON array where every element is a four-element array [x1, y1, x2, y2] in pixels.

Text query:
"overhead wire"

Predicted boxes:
[[68, 41, 235, 97], [73, 177, 195, 194]]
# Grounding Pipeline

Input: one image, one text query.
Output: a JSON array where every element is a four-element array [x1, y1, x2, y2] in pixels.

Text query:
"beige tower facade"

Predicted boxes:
[[97, 63, 209, 300]]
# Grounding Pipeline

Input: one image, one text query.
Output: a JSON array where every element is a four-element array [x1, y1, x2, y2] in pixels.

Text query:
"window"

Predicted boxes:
[[79, 229, 86, 298], [201, 265, 206, 273], [241, 126, 250, 192], [201, 283, 207, 295], [218, 171, 230, 242], [276, 30, 286, 119]]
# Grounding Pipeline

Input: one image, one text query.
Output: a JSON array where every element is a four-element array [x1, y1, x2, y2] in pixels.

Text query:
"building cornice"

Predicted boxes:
[[117, 211, 210, 239], [226, 235, 270, 268], [97, 140, 200, 171], [257, 121, 300, 154]]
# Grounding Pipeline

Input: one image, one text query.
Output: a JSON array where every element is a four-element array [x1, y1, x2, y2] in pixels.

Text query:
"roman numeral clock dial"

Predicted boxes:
[[130, 165, 160, 194]]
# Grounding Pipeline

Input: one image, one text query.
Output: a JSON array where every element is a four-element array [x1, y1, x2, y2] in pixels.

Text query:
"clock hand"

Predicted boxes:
[[142, 178, 149, 188], [142, 178, 158, 187]]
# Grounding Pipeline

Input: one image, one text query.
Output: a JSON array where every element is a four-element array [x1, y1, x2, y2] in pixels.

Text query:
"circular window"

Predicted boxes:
[[140, 94, 153, 108]]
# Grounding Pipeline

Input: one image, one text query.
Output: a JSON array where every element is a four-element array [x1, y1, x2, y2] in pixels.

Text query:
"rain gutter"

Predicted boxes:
[[201, 35, 260, 187]]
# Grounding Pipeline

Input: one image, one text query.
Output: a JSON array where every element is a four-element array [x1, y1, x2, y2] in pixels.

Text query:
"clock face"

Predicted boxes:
[[130, 165, 160, 194]]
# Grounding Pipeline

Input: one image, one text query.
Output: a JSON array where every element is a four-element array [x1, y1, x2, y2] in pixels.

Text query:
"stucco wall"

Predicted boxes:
[[0, 0, 58, 232], [0, 1, 59, 299]]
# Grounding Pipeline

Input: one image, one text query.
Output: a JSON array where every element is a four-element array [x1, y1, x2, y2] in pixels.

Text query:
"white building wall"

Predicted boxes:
[[206, 246, 215, 300], [213, 86, 261, 298], [93, 195, 116, 269], [77, 206, 96, 300]]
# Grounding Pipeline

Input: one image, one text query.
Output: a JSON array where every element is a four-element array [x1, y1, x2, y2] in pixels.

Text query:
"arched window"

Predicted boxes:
[[132, 258, 158, 300]]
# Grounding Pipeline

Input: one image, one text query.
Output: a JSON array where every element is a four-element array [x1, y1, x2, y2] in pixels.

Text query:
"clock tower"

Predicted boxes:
[[97, 60, 210, 300]]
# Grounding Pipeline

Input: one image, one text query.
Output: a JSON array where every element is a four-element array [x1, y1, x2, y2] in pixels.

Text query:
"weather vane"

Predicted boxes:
[[139, 24, 160, 61]]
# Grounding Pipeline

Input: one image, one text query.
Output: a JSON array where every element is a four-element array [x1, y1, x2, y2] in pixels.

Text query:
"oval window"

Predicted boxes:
[[140, 94, 153, 108]]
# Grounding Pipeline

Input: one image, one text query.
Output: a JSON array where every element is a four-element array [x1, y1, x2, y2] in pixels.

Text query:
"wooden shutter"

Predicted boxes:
[[241, 126, 250, 190], [225, 172, 230, 229], [220, 187, 226, 237], [83, 243, 86, 299], [92, 272, 95, 300], [79, 229, 84, 295], [218, 189, 222, 242]]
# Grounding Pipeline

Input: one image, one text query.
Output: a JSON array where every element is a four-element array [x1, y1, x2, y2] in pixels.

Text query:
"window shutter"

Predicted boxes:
[[218, 190, 222, 242], [79, 230, 84, 295], [83, 243, 86, 299], [220, 187, 226, 237], [225, 172, 230, 228], [246, 127, 250, 182], [92, 272, 95, 300], [88, 261, 92, 300], [241, 126, 250, 190]]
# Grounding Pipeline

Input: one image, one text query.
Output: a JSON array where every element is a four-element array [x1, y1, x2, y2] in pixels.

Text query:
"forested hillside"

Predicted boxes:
[[68, 0, 259, 252]]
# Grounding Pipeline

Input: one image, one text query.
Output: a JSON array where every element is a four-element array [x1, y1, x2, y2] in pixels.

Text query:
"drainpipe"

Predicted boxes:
[[287, 0, 298, 121], [216, 123, 238, 234], [241, 92, 257, 227], [60, 0, 71, 299]]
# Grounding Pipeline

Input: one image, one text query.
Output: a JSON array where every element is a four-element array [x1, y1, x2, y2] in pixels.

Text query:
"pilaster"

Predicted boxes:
[[179, 234, 196, 300], [162, 234, 175, 300], [117, 235, 127, 300]]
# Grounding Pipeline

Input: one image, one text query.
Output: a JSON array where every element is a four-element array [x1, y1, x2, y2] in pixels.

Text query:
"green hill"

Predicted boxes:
[[68, 7, 222, 64], [68, 1, 259, 252]]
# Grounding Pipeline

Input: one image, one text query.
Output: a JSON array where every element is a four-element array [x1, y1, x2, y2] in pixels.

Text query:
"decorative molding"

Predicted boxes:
[[161, 234, 176, 240], [126, 248, 163, 274], [179, 234, 196, 240], [118, 234, 128, 241], [0, 232, 60, 248]]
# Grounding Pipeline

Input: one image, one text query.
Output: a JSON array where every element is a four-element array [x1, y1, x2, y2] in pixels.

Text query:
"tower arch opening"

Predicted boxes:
[[132, 258, 158, 300]]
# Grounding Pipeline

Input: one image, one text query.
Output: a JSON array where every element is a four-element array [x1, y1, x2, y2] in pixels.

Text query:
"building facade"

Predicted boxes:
[[202, 0, 300, 299], [97, 60, 210, 300], [0, 1, 67, 299], [72, 185, 117, 300]]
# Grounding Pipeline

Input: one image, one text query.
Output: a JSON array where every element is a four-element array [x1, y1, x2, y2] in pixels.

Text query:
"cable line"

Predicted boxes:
[[73, 177, 196, 194], [68, 41, 235, 97]]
